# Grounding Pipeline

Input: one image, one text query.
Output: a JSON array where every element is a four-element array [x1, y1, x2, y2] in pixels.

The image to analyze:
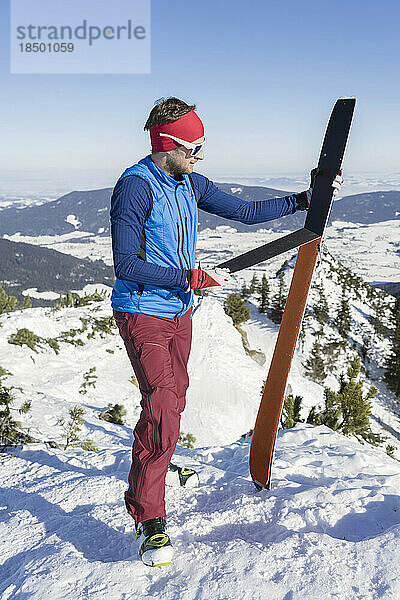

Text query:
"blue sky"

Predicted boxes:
[[1, 0, 400, 193]]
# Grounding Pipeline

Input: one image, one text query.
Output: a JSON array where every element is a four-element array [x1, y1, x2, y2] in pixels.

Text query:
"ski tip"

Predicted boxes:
[[252, 478, 265, 491]]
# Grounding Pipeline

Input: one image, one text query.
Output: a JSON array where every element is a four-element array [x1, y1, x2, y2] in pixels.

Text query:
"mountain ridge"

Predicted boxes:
[[0, 184, 398, 238]]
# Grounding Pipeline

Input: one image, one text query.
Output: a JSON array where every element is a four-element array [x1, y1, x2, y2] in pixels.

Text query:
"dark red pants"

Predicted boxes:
[[113, 308, 192, 523]]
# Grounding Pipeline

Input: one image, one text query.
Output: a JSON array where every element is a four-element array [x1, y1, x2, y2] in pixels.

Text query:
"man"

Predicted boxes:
[[110, 97, 338, 567]]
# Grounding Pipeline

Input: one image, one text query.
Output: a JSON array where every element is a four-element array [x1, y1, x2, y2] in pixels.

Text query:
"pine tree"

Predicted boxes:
[[335, 287, 351, 338], [0, 285, 31, 314], [240, 281, 251, 300], [57, 405, 85, 450], [281, 394, 303, 429], [298, 309, 312, 350], [384, 298, 400, 396], [307, 356, 382, 445], [360, 335, 372, 364], [0, 384, 33, 450], [0, 385, 22, 450], [249, 273, 260, 295], [313, 283, 330, 325], [258, 274, 270, 314], [370, 300, 387, 337], [322, 336, 342, 371], [269, 274, 287, 324], [304, 340, 326, 384], [223, 293, 250, 326]]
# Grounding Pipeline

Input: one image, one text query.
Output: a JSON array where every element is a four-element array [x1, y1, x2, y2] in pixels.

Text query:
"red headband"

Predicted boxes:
[[150, 110, 204, 152]]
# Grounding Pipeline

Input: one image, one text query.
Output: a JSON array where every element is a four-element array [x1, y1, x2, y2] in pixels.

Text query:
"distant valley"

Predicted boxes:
[[0, 183, 399, 239], [0, 238, 114, 306], [1, 182, 399, 301]]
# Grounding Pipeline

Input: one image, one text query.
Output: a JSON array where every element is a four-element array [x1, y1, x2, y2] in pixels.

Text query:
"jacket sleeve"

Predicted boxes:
[[190, 172, 307, 224], [110, 176, 188, 288]]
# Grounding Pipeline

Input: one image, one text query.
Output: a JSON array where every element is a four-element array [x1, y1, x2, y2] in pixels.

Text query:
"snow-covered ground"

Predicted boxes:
[[1, 189, 400, 597], [0, 194, 58, 211], [1, 425, 399, 599], [1, 271, 400, 598]]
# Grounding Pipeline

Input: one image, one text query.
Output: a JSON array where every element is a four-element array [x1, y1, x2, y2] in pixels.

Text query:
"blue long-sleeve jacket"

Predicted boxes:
[[110, 155, 305, 317]]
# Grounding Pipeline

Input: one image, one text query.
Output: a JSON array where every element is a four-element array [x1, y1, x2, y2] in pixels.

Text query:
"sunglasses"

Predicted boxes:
[[158, 132, 205, 157]]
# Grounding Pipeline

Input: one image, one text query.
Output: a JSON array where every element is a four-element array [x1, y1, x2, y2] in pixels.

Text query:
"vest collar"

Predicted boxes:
[[143, 155, 187, 190]]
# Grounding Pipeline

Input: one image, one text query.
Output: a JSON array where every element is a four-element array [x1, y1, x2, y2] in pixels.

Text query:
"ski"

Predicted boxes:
[[217, 228, 319, 273], [249, 98, 356, 490], [217, 101, 355, 275]]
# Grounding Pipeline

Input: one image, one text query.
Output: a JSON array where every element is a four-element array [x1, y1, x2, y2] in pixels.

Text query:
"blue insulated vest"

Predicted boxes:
[[111, 156, 198, 318]]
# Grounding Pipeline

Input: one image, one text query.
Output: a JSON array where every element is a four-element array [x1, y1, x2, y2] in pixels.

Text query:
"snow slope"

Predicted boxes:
[[1, 248, 399, 598], [0, 297, 264, 449], [1, 426, 399, 600]]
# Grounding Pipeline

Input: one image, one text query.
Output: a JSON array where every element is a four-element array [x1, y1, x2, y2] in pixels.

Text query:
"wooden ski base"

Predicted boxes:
[[249, 237, 320, 489]]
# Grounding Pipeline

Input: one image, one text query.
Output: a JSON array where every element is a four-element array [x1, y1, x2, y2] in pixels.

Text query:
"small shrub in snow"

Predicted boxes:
[[57, 405, 84, 449], [46, 338, 60, 355], [307, 356, 382, 446], [335, 287, 352, 338], [8, 328, 41, 352], [321, 336, 343, 370], [0, 284, 31, 314], [19, 401, 31, 414], [0, 366, 12, 380], [90, 316, 116, 337], [80, 439, 99, 452], [313, 283, 330, 325], [281, 394, 303, 429], [224, 293, 250, 326], [57, 405, 97, 451], [55, 289, 107, 310], [369, 300, 389, 338], [58, 319, 88, 347], [360, 335, 372, 364], [99, 403, 127, 426], [0, 383, 34, 450], [178, 432, 196, 449], [79, 367, 97, 395], [385, 445, 398, 461]]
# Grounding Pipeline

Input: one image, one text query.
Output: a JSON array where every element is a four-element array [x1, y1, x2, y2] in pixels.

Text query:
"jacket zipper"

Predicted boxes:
[[184, 217, 191, 268], [174, 186, 190, 269], [174, 221, 186, 318], [176, 223, 184, 269]]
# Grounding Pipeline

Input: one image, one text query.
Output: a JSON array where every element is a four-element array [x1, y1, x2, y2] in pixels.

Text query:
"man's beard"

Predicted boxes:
[[165, 153, 189, 177]]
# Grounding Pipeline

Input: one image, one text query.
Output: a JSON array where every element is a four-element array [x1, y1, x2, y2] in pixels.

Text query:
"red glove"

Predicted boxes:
[[186, 269, 221, 291], [185, 268, 232, 292]]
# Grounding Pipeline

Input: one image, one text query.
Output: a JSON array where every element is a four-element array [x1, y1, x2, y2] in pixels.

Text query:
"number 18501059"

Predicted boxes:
[[19, 43, 75, 52]]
